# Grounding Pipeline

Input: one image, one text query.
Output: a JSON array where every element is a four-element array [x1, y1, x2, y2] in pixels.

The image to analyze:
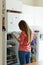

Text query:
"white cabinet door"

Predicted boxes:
[[6, 0, 22, 11], [7, 12, 22, 33], [7, 13, 15, 33]]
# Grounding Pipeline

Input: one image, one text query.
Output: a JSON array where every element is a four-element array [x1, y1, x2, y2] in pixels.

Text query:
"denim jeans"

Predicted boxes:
[[18, 51, 31, 65]]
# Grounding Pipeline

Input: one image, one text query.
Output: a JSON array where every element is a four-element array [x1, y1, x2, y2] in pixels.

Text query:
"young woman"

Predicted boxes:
[[14, 20, 34, 65]]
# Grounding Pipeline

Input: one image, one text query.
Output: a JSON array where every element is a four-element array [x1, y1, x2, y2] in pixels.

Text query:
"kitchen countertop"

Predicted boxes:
[[23, 61, 43, 65]]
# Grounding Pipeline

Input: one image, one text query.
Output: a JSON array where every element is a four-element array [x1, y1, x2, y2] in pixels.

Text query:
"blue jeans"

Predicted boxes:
[[18, 51, 31, 65]]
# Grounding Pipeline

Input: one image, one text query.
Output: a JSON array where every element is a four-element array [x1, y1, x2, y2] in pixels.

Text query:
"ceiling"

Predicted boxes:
[[19, 0, 43, 6]]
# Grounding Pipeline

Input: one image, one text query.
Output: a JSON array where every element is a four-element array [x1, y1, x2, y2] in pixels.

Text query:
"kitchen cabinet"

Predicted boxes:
[[6, 0, 22, 12], [7, 12, 23, 33]]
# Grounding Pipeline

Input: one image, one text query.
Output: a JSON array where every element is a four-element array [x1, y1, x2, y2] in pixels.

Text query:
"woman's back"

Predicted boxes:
[[18, 31, 31, 52]]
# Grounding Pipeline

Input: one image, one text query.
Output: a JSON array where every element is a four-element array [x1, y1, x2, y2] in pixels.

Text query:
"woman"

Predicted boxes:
[[14, 20, 34, 65]]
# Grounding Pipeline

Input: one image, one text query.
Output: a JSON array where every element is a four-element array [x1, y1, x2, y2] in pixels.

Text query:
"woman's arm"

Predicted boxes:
[[13, 32, 24, 45], [13, 34, 20, 43]]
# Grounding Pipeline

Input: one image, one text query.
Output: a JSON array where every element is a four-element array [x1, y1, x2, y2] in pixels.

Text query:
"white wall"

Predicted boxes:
[[34, 7, 43, 33], [22, 5, 43, 33], [22, 5, 35, 27]]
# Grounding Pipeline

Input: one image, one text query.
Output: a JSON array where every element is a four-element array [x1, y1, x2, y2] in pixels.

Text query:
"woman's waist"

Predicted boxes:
[[20, 42, 30, 46], [20, 41, 30, 46], [18, 44, 31, 52]]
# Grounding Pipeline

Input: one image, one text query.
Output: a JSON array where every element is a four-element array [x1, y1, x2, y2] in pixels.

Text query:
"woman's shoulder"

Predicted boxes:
[[20, 31, 25, 34], [20, 31, 27, 37]]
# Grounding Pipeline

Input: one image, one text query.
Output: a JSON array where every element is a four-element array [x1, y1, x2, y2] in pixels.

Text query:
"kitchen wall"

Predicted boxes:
[[33, 7, 43, 33], [22, 5, 34, 26], [22, 4, 43, 33]]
